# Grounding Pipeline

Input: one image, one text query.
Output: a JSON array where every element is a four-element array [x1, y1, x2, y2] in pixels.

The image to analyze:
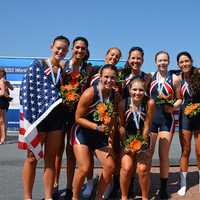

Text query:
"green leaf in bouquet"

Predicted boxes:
[[93, 111, 100, 122]]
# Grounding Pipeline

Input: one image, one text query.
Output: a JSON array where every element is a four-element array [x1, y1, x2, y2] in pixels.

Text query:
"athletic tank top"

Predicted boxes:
[[150, 71, 174, 102], [125, 97, 148, 137]]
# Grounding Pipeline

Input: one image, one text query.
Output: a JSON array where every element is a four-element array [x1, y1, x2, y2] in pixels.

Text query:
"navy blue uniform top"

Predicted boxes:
[[125, 97, 148, 138], [149, 71, 177, 133], [150, 71, 175, 103], [83, 84, 115, 125], [180, 79, 191, 108]]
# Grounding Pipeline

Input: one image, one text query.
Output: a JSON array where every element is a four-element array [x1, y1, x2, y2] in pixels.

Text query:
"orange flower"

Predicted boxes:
[[184, 107, 192, 115], [97, 103, 107, 114], [66, 91, 79, 102], [129, 139, 142, 151], [64, 84, 73, 91], [184, 103, 199, 115], [191, 103, 199, 110]]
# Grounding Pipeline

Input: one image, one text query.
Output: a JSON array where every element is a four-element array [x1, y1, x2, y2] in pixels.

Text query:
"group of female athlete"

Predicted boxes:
[[19, 35, 200, 200]]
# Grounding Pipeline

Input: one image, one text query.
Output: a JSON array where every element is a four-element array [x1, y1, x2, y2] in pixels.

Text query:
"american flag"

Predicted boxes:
[[18, 59, 62, 159]]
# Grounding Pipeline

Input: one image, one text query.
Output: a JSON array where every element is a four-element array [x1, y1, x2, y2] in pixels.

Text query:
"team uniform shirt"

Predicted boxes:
[[71, 84, 115, 150], [150, 71, 175, 133], [62, 60, 98, 128], [125, 97, 147, 137], [179, 77, 200, 131]]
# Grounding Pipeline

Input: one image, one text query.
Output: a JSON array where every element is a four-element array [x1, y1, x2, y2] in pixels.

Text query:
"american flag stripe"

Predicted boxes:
[[19, 99, 62, 158], [19, 128, 26, 135], [18, 141, 27, 149], [44, 66, 51, 76], [30, 129, 41, 148], [20, 112, 24, 120]]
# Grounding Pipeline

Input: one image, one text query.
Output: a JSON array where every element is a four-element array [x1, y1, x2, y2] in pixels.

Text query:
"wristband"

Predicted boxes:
[[96, 125, 100, 131]]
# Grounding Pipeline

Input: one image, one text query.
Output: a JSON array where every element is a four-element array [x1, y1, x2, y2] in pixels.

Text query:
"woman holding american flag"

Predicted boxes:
[[18, 35, 70, 200]]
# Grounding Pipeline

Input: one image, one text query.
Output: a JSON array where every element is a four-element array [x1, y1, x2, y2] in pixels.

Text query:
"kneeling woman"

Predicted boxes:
[[72, 64, 123, 200], [120, 77, 155, 200]]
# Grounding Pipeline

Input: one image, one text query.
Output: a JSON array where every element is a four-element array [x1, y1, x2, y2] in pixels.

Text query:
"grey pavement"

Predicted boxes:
[[0, 132, 199, 200]]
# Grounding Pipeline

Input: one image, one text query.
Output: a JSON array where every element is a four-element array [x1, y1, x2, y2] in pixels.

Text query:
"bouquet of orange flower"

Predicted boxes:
[[184, 103, 200, 118], [61, 72, 86, 108], [124, 134, 147, 153], [155, 93, 175, 106], [93, 102, 114, 134]]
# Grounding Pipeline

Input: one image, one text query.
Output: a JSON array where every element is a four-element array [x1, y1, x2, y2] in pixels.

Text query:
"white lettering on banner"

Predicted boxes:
[[9, 81, 20, 109], [1, 66, 28, 73]]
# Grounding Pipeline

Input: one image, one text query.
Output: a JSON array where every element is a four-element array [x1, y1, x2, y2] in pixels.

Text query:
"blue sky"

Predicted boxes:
[[0, 0, 200, 72]]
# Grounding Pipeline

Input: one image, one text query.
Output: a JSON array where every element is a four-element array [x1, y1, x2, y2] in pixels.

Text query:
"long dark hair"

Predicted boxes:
[[177, 52, 200, 102], [188, 68, 200, 102]]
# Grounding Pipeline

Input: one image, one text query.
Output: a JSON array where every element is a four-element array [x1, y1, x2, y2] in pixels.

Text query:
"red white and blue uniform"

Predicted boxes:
[[150, 71, 175, 133], [125, 97, 147, 137], [179, 78, 200, 131], [71, 85, 115, 150]]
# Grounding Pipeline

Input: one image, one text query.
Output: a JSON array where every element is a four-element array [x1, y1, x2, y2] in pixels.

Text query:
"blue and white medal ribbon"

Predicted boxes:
[[156, 72, 168, 95], [98, 82, 110, 103], [130, 98, 141, 133], [47, 58, 61, 85]]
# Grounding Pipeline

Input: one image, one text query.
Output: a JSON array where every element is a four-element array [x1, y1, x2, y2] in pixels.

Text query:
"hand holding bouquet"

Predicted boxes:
[[156, 93, 174, 106], [93, 102, 114, 135]]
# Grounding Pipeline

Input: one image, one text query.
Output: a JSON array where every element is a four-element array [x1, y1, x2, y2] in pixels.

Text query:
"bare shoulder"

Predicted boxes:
[[80, 86, 94, 100], [197, 68, 200, 74]]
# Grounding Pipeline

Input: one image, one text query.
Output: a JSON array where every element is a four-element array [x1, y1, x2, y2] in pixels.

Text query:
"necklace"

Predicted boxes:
[[47, 58, 61, 85], [68, 59, 84, 73], [156, 71, 168, 95], [98, 83, 111, 103], [130, 98, 141, 134]]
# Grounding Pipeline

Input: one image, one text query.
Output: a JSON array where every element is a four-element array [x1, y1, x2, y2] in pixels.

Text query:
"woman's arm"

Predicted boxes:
[[75, 87, 97, 130], [142, 98, 155, 142], [118, 98, 126, 140], [164, 74, 182, 113], [173, 74, 182, 109], [75, 87, 109, 133]]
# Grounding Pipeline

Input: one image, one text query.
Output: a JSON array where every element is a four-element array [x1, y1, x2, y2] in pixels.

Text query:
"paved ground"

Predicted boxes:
[[0, 133, 199, 200]]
